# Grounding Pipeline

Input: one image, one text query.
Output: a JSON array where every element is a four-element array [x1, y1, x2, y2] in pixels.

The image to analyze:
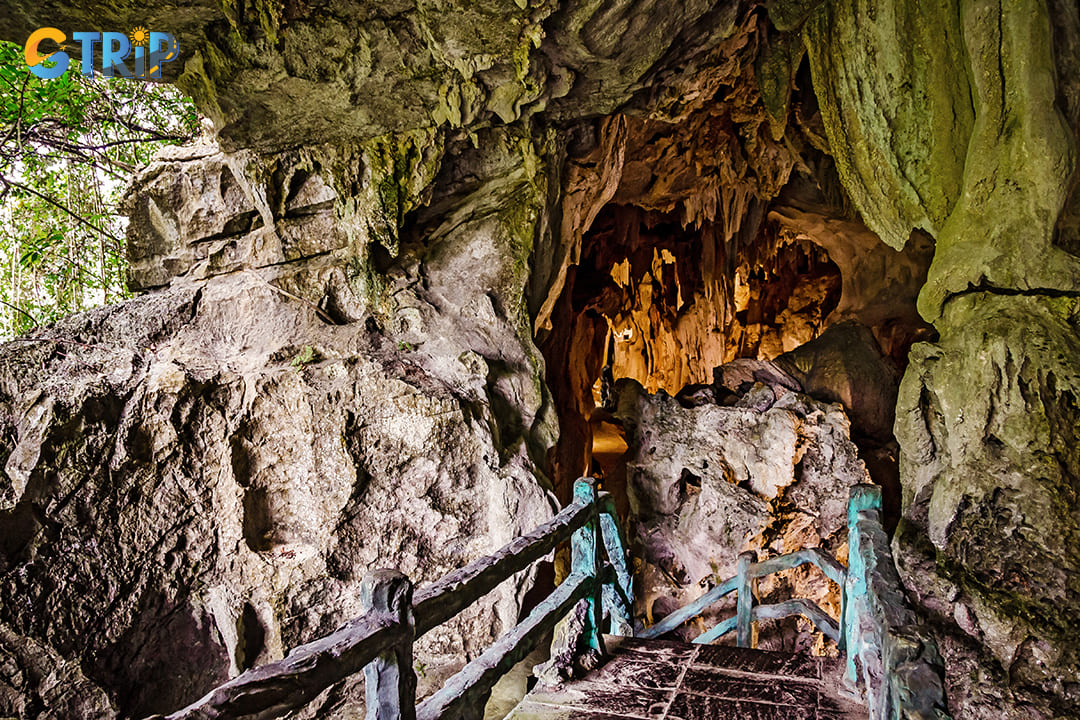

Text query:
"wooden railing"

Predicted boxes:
[[153, 480, 948, 720], [844, 485, 950, 720], [639, 483, 950, 720], [152, 478, 631, 720], [638, 488, 870, 653], [638, 545, 847, 647]]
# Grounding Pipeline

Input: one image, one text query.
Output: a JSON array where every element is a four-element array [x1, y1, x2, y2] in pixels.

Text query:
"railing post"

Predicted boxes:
[[362, 569, 417, 720], [571, 477, 604, 653], [844, 484, 882, 689], [598, 492, 634, 637], [735, 551, 755, 648], [838, 579, 848, 654]]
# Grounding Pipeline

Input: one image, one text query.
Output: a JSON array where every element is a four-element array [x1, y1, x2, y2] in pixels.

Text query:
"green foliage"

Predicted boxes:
[[290, 345, 316, 370], [0, 40, 200, 339]]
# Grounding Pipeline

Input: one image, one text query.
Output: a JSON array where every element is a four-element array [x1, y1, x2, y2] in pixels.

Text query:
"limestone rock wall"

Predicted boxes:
[[0, 136, 556, 717], [0, 1, 763, 153], [807, 0, 1080, 716], [893, 294, 1080, 719]]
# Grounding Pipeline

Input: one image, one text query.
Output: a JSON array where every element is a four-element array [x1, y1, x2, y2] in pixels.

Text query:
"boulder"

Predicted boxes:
[[775, 321, 899, 442], [0, 138, 555, 718], [613, 375, 869, 651]]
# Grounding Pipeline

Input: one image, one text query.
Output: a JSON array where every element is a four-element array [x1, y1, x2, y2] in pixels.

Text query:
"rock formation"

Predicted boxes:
[[614, 372, 868, 653], [0, 138, 556, 716], [0, 0, 1077, 717], [806, 0, 1080, 716]]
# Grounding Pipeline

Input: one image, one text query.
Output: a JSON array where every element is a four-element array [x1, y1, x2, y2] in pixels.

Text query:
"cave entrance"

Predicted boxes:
[[536, 46, 931, 521], [529, 38, 855, 502], [540, 190, 843, 508]]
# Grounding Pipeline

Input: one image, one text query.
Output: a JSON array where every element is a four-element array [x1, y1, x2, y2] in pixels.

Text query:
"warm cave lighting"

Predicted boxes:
[[0, 0, 1073, 718]]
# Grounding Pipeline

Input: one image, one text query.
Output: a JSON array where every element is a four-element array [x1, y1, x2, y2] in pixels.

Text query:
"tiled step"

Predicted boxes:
[[505, 636, 865, 720]]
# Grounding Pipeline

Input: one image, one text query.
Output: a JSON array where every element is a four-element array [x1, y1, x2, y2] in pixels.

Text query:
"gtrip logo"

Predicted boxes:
[[24, 27, 179, 80]]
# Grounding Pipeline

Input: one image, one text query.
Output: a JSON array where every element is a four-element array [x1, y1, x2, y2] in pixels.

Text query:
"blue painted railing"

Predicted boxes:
[[638, 544, 847, 647], [636, 485, 864, 653], [845, 485, 951, 720], [154, 477, 632, 720], [639, 483, 949, 720]]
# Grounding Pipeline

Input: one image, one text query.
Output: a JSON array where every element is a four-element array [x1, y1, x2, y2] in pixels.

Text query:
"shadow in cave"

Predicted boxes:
[[541, 199, 852, 514]]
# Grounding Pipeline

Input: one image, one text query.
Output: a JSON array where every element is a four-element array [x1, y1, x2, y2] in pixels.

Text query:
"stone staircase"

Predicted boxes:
[[505, 636, 865, 720]]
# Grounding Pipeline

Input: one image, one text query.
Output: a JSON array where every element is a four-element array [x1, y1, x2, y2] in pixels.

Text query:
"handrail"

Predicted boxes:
[[153, 478, 631, 720], [639, 484, 950, 720], [162, 617, 408, 718], [844, 484, 950, 720], [750, 547, 847, 586], [415, 572, 593, 720], [638, 576, 737, 640], [597, 492, 634, 635], [754, 599, 840, 643], [152, 478, 946, 720], [640, 544, 848, 649], [413, 500, 592, 637], [158, 575, 413, 719]]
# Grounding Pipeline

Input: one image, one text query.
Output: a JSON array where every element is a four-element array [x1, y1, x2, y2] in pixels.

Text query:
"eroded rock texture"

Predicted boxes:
[[0, 139, 555, 717], [807, 0, 1080, 716], [893, 295, 1080, 718], [614, 372, 867, 654], [0, 0, 1077, 717]]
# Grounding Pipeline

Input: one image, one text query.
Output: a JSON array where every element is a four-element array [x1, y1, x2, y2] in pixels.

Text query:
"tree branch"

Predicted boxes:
[[0, 298, 39, 329], [0, 175, 121, 243], [0, 71, 31, 149], [19, 232, 108, 284]]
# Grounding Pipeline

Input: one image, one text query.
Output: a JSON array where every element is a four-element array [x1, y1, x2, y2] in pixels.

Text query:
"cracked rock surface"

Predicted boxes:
[[614, 374, 867, 653]]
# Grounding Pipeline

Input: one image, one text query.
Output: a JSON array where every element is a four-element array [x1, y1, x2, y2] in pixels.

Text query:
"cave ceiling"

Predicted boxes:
[[0, 1, 921, 344], [0, 0, 778, 150]]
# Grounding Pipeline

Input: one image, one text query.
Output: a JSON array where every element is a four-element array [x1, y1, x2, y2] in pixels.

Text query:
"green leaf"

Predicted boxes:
[[0, 39, 200, 340], [291, 346, 317, 368]]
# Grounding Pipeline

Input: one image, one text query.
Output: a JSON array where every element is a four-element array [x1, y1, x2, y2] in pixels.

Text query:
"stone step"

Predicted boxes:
[[505, 636, 865, 720]]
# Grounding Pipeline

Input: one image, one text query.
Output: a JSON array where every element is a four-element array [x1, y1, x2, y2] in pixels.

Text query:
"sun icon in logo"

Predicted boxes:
[[129, 26, 150, 47]]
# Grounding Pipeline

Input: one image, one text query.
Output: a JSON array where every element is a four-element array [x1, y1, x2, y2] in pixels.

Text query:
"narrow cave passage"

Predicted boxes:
[[536, 95, 932, 652], [538, 100, 932, 538], [544, 200, 845, 518], [579, 204, 842, 394]]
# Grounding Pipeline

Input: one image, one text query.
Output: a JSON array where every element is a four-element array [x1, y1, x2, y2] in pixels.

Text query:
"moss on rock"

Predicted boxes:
[[895, 293, 1080, 713], [362, 128, 445, 256], [803, 0, 973, 252]]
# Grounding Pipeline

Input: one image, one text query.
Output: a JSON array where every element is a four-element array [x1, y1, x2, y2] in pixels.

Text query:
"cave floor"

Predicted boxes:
[[504, 636, 865, 720]]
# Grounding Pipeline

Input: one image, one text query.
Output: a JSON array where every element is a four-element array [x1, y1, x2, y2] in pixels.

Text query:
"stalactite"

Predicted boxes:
[[536, 6, 924, 500]]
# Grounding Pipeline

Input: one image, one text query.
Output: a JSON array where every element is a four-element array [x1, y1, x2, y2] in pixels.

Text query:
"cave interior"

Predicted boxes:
[[0, 0, 1078, 718]]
